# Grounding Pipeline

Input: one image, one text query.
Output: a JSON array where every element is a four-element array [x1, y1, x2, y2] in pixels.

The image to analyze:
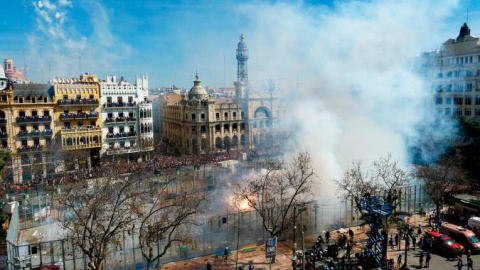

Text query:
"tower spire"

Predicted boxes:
[[236, 34, 249, 83]]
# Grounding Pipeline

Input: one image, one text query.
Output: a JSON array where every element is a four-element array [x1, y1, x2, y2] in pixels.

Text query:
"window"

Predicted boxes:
[[191, 113, 196, 120], [465, 108, 472, 116], [19, 111, 25, 117], [233, 112, 237, 119], [224, 112, 228, 119], [107, 113, 113, 118], [118, 112, 124, 118], [185, 114, 188, 120], [89, 95, 94, 99], [455, 70, 462, 77], [224, 124, 229, 130], [470, 56, 473, 63], [435, 98, 443, 105], [466, 70, 473, 76], [201, 113, 205, 120], [466, 96, 472, 105], [117, 97, 123, 103], [77, 107, 82, 113], [18, 97, 24, 103], [445, 108, 452, 116], [447, 71, 453, 78], [119, 127, 124, 133], [77, 121, 83, 127], [467, 83, 473, 92], [191, 126, 196, 134], [33, 139, 39, 146], [447, 84, 452, 92], [63, 95, 68, 99], [64, 122, 70, 128], [128, 96, 133, 102], [454, 108, 462, 116], [108, 127, 113, 133], [454, 97, 463, 105], [90, 121, 95, 126], [436, 73, 443, 78], [436, 108, 442, 115], [476, 109, 480, 116], [45, 124, 50, 130], [107, 97, 112, 103], [216, 113, 220, 119], [76, 95, 81, 100], [21, 140, 27, 146], [32, 110, 38, 117], [201, 126, 206, 133], [241, 111, 244, 119], [33, 125, 38, 131], [436, 85, 443, 92], [446, 97, 452, 105], [476, 96, 480, 105]]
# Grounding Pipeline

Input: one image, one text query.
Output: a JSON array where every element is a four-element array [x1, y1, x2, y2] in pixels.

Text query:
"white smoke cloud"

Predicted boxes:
[[234, 0, 460, 194]]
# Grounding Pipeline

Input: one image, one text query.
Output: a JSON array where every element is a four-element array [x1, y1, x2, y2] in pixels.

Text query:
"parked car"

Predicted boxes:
[[423, 231, 464, 256], [440, 222, 480, 253]]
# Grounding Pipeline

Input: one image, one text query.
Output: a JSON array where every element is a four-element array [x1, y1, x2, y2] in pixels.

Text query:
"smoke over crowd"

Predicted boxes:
[[237, 0, 462, 194]]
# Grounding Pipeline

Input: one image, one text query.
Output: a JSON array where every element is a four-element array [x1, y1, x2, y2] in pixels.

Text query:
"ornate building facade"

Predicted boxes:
[[100, 74, 154, 160], [421, 23, 480, 119], [161, 35, 284, 154], [4, 58, 27, 83], [52, 73, 102, 169]]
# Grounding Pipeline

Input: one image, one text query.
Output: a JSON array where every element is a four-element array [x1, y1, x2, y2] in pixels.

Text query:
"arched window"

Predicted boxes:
[[436, 73, 443, 78]]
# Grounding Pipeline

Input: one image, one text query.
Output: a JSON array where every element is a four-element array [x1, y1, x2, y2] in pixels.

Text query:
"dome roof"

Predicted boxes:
[[188, 73, 208, 101], [0, 65, 5, 79]]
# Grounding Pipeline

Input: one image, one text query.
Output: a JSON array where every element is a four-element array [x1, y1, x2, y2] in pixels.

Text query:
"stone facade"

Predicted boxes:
[[421, 23, 480, 119], [100, 74, 154, 160], [161, 35, 284, 154]]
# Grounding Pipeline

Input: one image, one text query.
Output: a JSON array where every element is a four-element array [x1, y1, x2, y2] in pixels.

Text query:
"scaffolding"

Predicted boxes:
[[360, 195, 392, 267]]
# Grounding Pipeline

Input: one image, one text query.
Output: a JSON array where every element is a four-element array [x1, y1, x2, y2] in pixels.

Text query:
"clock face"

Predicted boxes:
[[0, 79, 6, 91]]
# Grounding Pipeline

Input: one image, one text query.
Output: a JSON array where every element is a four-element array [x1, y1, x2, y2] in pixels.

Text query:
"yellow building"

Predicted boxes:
[[0, 82, 55, 182], [52, 73, 102, 168]]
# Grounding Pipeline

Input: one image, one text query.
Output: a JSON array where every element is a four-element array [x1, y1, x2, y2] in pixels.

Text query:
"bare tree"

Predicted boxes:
[[334, 154, 410, 263], [235, 151, 315, 238], [135, 173, 206, 269], [415, 150, 465, 223], [55, 164, 138, 270]]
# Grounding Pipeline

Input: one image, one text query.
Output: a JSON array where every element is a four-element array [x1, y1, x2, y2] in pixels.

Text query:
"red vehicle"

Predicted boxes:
[[423, 231, 465, 256]]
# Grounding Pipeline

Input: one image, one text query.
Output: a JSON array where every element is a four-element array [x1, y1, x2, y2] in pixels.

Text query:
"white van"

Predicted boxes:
[[467, 217, 480, 235]]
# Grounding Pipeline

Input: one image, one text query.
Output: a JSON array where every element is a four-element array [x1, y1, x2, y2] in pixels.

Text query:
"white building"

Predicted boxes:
[[421, 23, 480, 119], [100, 74, 154, 160]]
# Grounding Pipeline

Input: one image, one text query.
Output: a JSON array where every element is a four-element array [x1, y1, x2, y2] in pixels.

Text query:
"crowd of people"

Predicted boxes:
[[3, 145, 285, 195]]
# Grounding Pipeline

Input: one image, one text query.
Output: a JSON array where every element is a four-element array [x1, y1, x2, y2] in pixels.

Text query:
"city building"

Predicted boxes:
[[51, 73, 102, 169], [4, 58, 27, 83], [421, 23, 480, 119], [0, 72, 54, 182], [161, 34, 285, 154], [99, 74, 154, 160]]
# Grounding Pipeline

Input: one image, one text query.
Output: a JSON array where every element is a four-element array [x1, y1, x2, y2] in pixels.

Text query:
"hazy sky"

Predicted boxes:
[[1, 0, 477, 88]]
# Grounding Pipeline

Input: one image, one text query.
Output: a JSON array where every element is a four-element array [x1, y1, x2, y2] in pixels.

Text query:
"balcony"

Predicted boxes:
[[63, 143, 102, 150], [60, 112, 99, 120], [105, 147, 140, 155], [17, 130, 52, 138], [58, 99, 99, 106], [16, 116, 52, 124], [103, 102, 137, 109], [105, 117, 136, 124], [18, 145, 44, 153], [60, 126, 102, 134], [105, 132, 137, 140]]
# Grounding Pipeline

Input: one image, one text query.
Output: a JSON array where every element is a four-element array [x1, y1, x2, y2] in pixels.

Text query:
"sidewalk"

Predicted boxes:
[[161, 243, 293, 270]]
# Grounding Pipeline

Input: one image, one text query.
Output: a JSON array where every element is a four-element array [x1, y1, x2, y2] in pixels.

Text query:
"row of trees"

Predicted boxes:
[[334, 151, 467, 264], [53, 151, 316, 270]]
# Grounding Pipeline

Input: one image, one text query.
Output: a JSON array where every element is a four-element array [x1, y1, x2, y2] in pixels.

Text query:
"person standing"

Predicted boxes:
[[457, 256, 464, 270], [405, 235, 410, 251], [348, 228, 354, 244], [419, 252, 424, 268], [412, 233, 417, 250], [206, 261, 212, 270], [325, 230, 331, 244], [397, 254, 402, 268], [395, 233, 400, 250], [418, 224, 422, 235], [346, 243, 351, 259], [425, 251, 431, 268], [389, 234, 394, 249], [224, 247, 230, 262], [467, 256, 473, 270], [248, 261, 254, 270]]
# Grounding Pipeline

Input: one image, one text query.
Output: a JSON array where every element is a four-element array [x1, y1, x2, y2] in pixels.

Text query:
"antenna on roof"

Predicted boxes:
[[467, 7, 469, 23], [78, 56, 81, 75]]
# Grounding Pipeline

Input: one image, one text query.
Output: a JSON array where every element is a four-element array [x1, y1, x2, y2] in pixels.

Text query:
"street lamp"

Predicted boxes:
[[402, 234, 410, 270], [292, 203, 307, 270], [233, 198, 250, 270]]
